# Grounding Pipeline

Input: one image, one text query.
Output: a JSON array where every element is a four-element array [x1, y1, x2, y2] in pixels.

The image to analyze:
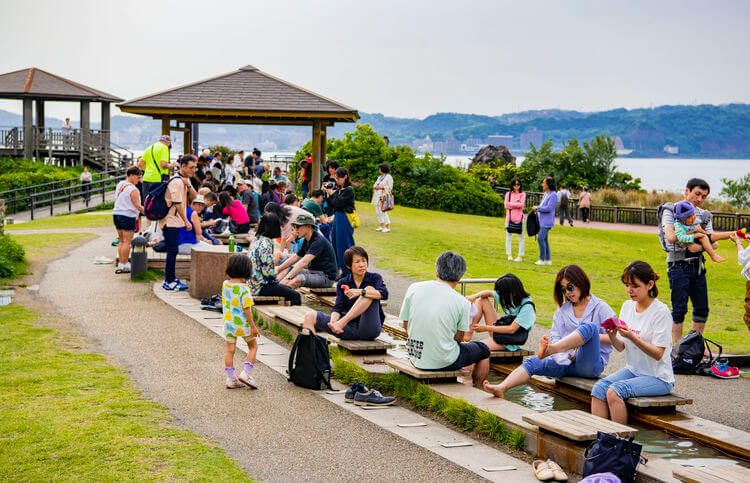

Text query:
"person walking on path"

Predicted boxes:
[[140, 136, 177, 197], [113, 166, 144, 273], [221, 254, 260, 389], [372, 163, 394, 233], [325, 167, 356, 277], [579, 187, 592, 223], [161, 155, 196, 291], [558, 184, 573, 226], [248, 213, 302, 305], [504, 177, 526, 262], [659, 178, 715, 342], [591, 261, 674, 424], [532, 176, 558, 265], [484, 264, 615, 398], [80, 165, 92, 205]]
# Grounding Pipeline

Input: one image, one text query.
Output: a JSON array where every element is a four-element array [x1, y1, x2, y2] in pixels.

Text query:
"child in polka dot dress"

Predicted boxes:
[[222, 254, 260, 389]]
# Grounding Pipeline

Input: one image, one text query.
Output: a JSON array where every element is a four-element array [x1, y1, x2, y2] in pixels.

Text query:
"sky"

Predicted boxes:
[[1, 0, 749, 122]]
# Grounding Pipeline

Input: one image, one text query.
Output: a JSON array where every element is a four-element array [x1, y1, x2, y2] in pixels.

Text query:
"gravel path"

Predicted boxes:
[[37, 228, 483, 482]]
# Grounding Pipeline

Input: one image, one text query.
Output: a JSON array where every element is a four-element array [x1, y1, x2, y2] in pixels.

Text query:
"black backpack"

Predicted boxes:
[[143, 176, 180, 221], [526, 211, 540, 237], [671, 330, 722, 375], [288, 331, 333, 390], [493, 300, 535, 346], [560, 190, 569, 207]]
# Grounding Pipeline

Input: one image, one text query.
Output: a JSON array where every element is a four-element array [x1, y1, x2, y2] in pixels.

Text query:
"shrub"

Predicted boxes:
[[0, 235, 25, 262], [0, 157, 85, 193], [205, 145, 235, 162], [0, 254, 14, 278]]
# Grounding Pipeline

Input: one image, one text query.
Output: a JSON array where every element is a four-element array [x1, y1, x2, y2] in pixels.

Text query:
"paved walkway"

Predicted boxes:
[[4, 188, 114, 223]]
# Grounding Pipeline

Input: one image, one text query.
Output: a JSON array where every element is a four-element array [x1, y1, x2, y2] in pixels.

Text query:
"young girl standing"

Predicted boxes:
[[222, 254, 260, 389], [591, 261, 674, 424]]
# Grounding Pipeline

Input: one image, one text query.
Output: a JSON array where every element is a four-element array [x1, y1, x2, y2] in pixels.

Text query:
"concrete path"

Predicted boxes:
[[5, 187, 114, 223], [35, 227, 535, 482]]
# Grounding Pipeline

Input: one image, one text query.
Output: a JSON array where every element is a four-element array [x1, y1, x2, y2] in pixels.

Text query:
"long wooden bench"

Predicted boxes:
[[490, 349, 533, 362], [386, 357, 469, 383], [555, 375, 693, 408], [212, 232, 255, 245], [253, 296, 287, 305], [673, 463, 750, 483], [523, 409, 638, 442], [146, 249, 191, 279]]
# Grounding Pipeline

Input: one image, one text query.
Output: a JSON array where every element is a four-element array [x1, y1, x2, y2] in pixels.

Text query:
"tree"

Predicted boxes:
[[721, 172, 750, 209]]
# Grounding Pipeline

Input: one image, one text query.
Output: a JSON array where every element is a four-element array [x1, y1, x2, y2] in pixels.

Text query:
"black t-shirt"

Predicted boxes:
[[240, 190, 259, 224], [297, 231, 337, 280], [243, 155, 254, 174]]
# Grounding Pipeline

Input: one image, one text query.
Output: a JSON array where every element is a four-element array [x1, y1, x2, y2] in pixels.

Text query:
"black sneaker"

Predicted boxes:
[[344, 382, 367, 403], [354, 389, 395, 406]]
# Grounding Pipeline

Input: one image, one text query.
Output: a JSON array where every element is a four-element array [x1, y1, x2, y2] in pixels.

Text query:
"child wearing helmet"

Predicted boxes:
[[673, 200, 746, 263]]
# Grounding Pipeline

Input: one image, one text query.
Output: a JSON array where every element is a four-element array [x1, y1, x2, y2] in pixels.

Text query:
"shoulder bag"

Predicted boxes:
[[583, 432, 646, 482], [492, 300, 535, 346]]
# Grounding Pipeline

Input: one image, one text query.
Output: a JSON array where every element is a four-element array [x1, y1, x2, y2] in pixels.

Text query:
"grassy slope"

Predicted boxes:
[[354, 202, 749, 353], [6, 213, 112, 230]]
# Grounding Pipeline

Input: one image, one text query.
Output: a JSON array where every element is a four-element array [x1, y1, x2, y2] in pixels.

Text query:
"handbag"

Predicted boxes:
[[506, 220, 522, 234], [583, 431, 646, 482], [345, 210, 361, 229], [380, 193, 395, 212], [492, 300, 534, 346], [526, 211, 540, 237]]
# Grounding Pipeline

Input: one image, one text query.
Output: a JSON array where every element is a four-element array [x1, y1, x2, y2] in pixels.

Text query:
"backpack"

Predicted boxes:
[[671, 330, 722, 375], [526, 211, 540, 237], [560, 190, 569, 208], [288, 330, 333, 390], [493, 300, 535, 346], [656, 202, 674, 252], [143, 176, 180, 221]]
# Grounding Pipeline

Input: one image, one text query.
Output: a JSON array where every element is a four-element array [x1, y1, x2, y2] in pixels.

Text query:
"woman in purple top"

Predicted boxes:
[[532, 176, 558, 265]]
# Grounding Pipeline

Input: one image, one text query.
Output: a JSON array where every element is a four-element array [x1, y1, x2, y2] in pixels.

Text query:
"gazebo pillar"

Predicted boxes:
[[22, 98, 33, 159], [161, 118, 170, 136], [320, 124, 327, 178], [101, 102, 111, 165], [192, 123, 199, 155], [183, 122, 193, 155], [311, 121, 322, 191], [80, 101, 90, 131], [35, 99, 45, 133]]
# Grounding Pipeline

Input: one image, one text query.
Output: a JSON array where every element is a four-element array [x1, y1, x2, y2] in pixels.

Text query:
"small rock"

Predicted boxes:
[[469, 145, 516, 168]]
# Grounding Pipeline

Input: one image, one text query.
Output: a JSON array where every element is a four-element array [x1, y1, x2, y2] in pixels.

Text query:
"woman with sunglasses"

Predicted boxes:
[[532, 176, 557, 265], [484, 264, 615, 398], [505, 178, 526, 262]]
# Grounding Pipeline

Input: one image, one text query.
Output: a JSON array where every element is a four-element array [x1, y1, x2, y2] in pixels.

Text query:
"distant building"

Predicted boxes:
[[444, 138, 460, 152], [465, 137, 484, 146], [520, 129, 543, 150], [487, 134, 513, 147], [663, 145, 679, 155], [412, 136, 432, 153]]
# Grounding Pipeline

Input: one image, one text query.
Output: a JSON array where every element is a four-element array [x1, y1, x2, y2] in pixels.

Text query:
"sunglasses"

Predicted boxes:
[[560, 283, 575, 294]]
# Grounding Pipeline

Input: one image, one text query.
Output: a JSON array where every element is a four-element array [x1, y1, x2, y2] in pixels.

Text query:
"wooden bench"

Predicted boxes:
[[253, 296, 286, 305], [188, 244, 244, 299], [673, 464, 750, 483], [555, 376, 693, 408], [522, 409, 638, 442], [382, 314, 407, 338], [212, 232, 255, 245], [307, 286, 336, 295], [386, 358, 469, 383], [146, 249, 191, 279], [490, 349, 533, 361]]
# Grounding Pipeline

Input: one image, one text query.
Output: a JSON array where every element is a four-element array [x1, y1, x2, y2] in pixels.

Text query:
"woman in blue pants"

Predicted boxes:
[[324, 167, 356, 278]]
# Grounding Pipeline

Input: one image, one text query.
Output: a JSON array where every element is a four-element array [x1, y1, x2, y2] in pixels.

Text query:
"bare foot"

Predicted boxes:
[[483, 380, 506, 398], [710, 254, 725, 263], [537, 335, 550, 360], [328, 320, 347, 334]]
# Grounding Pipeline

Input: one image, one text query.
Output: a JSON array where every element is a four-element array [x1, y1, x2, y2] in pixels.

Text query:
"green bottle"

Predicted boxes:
[[228, 235, 235, 253]]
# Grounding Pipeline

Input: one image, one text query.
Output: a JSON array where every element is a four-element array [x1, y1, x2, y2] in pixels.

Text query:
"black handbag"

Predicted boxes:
[[506, 220, 523, 234], [526, 211, 540, 237], [583, 431, 647, 482], [492, 301, 534, 346]]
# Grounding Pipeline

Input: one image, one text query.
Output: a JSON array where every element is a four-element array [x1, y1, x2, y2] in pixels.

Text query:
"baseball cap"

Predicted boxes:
[[291, 213, 315, 226], [192, 195, 205, 204], [159, 135, 173, 144]]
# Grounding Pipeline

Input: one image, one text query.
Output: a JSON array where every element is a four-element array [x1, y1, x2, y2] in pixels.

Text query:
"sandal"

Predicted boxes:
[[546, 460, 568, 481], [532, 460, 554, 481]]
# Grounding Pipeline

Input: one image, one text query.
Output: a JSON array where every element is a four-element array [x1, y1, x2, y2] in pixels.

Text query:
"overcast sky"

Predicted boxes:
[[1, 0, 748, 122]]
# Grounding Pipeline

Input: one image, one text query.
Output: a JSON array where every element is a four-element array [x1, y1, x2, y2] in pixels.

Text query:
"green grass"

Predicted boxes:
[[0, 233, 94, 284], [0, 303, 251, 481], [130, 269, 164, 283], [354, 201, 750, 353], [252, 309, 294, 344], [6, 213, 112, 230]]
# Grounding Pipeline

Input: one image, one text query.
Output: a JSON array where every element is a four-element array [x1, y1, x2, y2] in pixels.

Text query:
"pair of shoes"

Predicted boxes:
[[381, 228, 391, 233], [534, 260, 546, 265], [162, 279, 189, 291], [226, 377, 244, 389], [711, 362, 739, 379], [507, 255, 514, 261], [736, 227, 748, 240], [545, 261, 552, 266], [115, 263, 131, 274], [354, 388, 395, 406], [345, 382, 368, 403], [375, 227, 383, 231], [111, 238, 119, 246], [238, 370, 258, 389], [533, 459, 567, 481], [514, 256, 523, 262]]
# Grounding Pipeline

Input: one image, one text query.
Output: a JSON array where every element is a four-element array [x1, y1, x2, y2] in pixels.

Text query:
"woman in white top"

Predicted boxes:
[[112, 167, 145, 273], [591, 260, 675, 424], [371, 163, 394, 232]]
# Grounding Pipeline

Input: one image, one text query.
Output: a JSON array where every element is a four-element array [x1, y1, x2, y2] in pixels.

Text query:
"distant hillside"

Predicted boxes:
[[2, 103, 749, 157]]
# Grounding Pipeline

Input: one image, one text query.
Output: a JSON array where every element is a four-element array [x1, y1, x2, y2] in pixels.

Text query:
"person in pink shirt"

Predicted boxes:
[[219, 191, 251, 234], [505, 178, 526, 262]]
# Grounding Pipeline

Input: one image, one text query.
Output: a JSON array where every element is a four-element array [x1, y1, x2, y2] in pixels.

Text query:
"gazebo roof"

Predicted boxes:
[[118, 65, 359, 125], [0, 67, 122, 102]]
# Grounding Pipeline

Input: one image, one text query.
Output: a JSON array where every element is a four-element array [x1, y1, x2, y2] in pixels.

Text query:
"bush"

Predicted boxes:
[[205, 145, 235, 162], [0, 254, 14, 278], [721, 172, 750, 209], [0, 157, 85, 193], [0, 235, 25, 262]]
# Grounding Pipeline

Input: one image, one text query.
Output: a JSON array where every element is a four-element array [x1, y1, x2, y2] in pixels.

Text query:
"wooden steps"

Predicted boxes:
[[673, 463, 750, 483], [386, 358, 469, 383], [522, 409, 638, 442]]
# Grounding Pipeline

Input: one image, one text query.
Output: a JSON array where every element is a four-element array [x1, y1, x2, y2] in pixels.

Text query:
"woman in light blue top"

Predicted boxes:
[[465, 273, 536, 352], [532, 176, 558, 265]]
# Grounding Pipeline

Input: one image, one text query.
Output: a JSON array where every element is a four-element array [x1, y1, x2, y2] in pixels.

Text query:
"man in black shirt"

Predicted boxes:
[[237, 179, 259, 224], [276, 213, 337, 288]]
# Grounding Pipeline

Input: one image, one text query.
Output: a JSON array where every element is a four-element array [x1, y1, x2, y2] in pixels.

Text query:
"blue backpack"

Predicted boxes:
[[143, 176, 180, 221]]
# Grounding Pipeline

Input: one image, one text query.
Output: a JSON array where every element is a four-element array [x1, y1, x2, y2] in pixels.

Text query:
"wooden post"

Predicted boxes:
[[183, 122, 192, 155], [101, 102, 111, 166], [161, 118, 170, 136], [23, 98, 33, 159], [320, 124, 327, 187], [80, 101, 90, 166], [192, 123, 199, 155], [311, 121, 322, 191]]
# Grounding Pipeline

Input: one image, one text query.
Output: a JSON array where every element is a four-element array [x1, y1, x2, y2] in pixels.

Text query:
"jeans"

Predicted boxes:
[[302, 181, 309, 200], [537, 226, 552, 260], [163, 226, 180, 283], [314, 300, 382, 340], [202, 229, 221, 245], [82, 181, 91, 202], [591, 368, 674, 401], [258, 280, 302, 305], [667, 258, 709, 323], [559, 205, 573, 225], [581, 207, 590, 222], [522, 322, 605, 378]]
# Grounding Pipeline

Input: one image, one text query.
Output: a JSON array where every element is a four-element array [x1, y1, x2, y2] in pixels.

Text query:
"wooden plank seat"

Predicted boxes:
[[490, 349, 533, 360], [386, 357, 469, 382], [522, 409, 638, 442], [253, 296, 286, 305], [212, 232, 255, 245], [382, 314, 407, 339], [307, 286, 336, 295], [555, 376, 693, 408], [145, 248, 190, 279], [673, 464, 750, 483]]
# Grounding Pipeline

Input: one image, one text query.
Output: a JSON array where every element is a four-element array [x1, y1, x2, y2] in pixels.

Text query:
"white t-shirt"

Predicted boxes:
[[619, 299, 674, 384], [399, 280, 470, 369], [113, 181, 140, 218], [80, 171, 92, 182]]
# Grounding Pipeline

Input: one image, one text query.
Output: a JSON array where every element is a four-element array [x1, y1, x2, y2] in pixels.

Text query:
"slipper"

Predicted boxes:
[[115, 268, 130, 274], [532, 460, 554, 481], [546, 460, 568, 481]]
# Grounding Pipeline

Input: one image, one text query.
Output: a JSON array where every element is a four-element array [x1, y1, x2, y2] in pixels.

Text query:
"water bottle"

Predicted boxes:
[[228, 235, 235, 253]]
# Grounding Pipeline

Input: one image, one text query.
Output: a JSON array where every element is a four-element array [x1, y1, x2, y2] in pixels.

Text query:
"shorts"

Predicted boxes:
[[434, 341, 490, 371], [225, 334, 257, 345], [296, 269, 334, 288], [113, 214, 137, 232]]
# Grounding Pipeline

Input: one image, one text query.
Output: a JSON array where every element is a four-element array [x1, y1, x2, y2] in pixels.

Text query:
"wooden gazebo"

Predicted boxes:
[[118, 65, 359, 189], [0, 67, 123, 167]]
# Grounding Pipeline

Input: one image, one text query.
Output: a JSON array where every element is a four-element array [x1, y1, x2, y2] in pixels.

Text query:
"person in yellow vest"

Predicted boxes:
[[140, 135, 178, 198]]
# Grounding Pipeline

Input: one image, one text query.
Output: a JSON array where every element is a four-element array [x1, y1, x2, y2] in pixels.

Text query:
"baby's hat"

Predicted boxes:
[[674, 201, 695, 222]]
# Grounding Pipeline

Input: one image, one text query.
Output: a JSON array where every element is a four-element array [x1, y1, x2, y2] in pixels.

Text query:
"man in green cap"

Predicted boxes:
[[276, 213, 338, 288]]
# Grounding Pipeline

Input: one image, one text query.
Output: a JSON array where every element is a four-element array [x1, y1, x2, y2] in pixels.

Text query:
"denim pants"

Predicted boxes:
[[667, 259, 709, 323], [559, 205, 573, 225], [258, 280, 302, 305], [537, 226, 552, 260], [522, 322, 605, 378], [162, 226, 179, 283], [591, 367, 674, 401]]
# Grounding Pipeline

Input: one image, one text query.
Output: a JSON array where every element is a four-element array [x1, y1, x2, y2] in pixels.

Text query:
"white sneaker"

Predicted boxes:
[[507, 255, 514, 261], [534, 260, 546, 265], [238, 371, 257, 389], [375, 227, 383, 231], [544, 261, 552, 265], [382, 228, 390, 233], [123, 262, 131, 271], [514, 256, 523, 262], [226, 377, 243, 389]]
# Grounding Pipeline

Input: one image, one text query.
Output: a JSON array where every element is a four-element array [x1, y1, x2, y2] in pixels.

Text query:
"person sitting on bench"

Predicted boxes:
[[276, 213, 338, 289], [399, 251, 490, 387], [484, 264, 615, 398], [302, 246, 388, 340]]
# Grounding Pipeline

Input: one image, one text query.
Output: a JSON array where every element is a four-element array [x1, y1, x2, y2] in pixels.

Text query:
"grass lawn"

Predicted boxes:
[[6, 212, 112, 231], [0, 304, 251, 481], [0, 233, 95, 285], [353, 202, 750, 353]]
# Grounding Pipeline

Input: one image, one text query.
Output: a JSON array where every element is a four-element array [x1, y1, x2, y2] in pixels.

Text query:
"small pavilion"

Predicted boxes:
[[0, 67, 123, 167], [118, 65, 359, 190]]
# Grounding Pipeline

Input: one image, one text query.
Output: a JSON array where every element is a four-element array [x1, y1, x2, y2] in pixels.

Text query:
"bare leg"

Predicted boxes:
[[471, 358, 490, 387], [116, 229, 126, 264], [329, 296, 374, 334], [465, 297, 496, 341], [696, 233, 724, 262], [245, 338, 258, 363], [480, 338, 506, 351], [538, 330, 585, 359], [119, 230, 134, 265], [591, 397, 609, 420], [302, 312, 317, 332], [606, 388, 628, 424], [672, 322, 684, 344], [224, 341, 236, 369], [483, 365, 530, 399]]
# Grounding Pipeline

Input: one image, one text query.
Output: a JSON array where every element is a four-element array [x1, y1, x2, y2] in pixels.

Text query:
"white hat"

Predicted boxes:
[[192, 195, 205, 204]]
